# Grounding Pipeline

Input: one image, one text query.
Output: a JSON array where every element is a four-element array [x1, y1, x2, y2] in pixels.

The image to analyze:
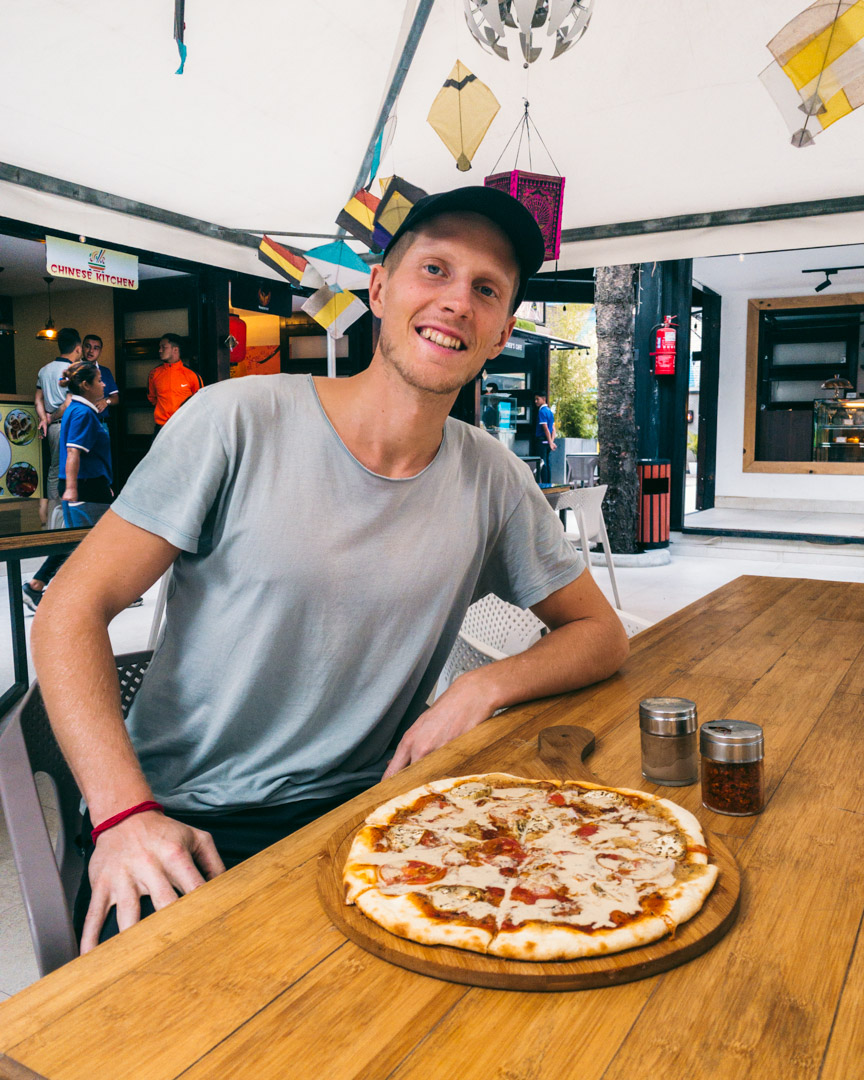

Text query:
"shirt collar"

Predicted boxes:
[[70, 394, 99, 413]]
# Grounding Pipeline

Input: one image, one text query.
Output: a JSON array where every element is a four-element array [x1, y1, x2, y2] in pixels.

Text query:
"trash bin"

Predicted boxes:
[[638, 459, 671, 549]]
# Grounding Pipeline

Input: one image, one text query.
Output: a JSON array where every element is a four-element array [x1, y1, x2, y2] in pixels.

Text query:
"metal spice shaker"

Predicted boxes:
[[700, 720, 765, 816], [639, 697, 698, 786]]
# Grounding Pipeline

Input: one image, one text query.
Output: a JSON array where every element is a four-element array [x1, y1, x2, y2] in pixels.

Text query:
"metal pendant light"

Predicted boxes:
[[464, 0, 594, 65], [35, 275, 57, 341]]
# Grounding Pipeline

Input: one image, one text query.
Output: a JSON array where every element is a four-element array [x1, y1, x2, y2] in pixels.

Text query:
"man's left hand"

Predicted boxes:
[[382, 671, 493, 778]]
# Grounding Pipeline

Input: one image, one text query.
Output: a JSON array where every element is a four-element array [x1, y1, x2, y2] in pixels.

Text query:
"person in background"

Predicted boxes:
[[22, 361, 142, 612], [534, 392, 557, 484], [82, 334, 119, 424], [56, 361, 114, 528], [147, 334, 203, 431], [33, 327, 80, 530]]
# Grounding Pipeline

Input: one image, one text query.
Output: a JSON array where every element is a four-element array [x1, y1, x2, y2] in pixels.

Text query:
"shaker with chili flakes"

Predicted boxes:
[[700, 720, 765, 816]]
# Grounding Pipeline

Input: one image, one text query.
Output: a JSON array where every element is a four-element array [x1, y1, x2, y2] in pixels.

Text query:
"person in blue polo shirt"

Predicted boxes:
[[58, 361, 113, 528], [533, 392, 557, 484]]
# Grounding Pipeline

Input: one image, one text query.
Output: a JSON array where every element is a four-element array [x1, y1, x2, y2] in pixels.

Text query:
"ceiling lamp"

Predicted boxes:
[[35, 275, 57, 341], [821, 375, 854, 401], [464, 0, 594, 65], [802, 264, 864, 293]]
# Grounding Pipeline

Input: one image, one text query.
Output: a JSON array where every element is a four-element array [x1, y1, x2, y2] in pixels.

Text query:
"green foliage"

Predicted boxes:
[[546, 303, 598, 439], [687, 432, 698, 457]]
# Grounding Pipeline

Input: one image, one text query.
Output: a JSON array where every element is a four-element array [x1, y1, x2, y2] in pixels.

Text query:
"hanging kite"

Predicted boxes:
[[174, 0, 187, 74], [257, 236, 308, 285], [761, 0, 864, 146], [427, 60, 500, 171], [372, 177, 428, 250], [303, 240, 371, 291], [336, 188, 382, 252], [302, 286, 368, 340]]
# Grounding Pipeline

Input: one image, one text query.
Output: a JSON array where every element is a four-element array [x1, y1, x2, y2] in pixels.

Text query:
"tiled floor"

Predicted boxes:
[[2, 535, 864, 997]]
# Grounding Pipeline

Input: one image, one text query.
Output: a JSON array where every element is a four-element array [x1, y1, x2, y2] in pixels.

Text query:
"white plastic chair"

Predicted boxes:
[[616, 609, 652, 637], [435, 594, 545, 698], [555, 485, 622, 610]]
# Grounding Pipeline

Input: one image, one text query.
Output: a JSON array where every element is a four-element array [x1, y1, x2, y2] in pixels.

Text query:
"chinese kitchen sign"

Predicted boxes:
[[45, 235, 138, 290]]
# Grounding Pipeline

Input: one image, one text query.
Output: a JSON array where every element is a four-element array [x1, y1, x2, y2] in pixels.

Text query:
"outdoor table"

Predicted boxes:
[[541, 484, 573, 526], [0, 575, 861, 1080]]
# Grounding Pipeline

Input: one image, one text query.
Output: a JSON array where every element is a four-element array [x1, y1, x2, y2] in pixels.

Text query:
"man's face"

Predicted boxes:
[[369, 213, 518, 397], [158, 339, 179, 363], [83, 338, 102, 363], [535, 396, 545, 408]]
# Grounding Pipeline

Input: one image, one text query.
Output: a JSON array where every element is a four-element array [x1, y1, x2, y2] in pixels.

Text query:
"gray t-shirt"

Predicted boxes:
[[112, 375, 584, 813], [36, 359, 70, 413]]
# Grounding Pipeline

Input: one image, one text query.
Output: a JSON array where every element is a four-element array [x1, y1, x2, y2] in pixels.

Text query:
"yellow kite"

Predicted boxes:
[[761, 0, 864, 145], [427, 60, 500, 170]]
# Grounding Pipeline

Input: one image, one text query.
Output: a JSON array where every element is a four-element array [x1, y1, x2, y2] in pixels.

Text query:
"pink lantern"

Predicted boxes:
[[484, 170, 565, 262]]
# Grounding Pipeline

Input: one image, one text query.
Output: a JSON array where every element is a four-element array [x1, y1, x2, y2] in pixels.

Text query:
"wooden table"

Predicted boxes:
[[1, 575, 862, 1080]]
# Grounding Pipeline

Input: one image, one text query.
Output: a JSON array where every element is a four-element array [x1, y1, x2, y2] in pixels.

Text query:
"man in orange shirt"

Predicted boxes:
[[147, 334, 203, 430]]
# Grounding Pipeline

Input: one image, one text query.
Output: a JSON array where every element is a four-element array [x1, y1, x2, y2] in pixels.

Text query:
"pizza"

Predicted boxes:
[[343, 773, 719, 961]]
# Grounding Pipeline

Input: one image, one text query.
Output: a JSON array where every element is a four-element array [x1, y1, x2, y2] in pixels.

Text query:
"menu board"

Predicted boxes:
[[0, 401, 43, 501]]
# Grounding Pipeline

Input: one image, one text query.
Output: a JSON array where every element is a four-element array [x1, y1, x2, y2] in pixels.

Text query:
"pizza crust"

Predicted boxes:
[[355, 889, 494, 953]]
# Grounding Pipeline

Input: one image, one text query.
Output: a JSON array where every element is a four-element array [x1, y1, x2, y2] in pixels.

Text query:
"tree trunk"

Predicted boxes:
[[595, 264, 639, 554]]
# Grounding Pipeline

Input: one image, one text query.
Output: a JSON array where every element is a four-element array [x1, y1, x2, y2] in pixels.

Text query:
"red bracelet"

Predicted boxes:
[[91, 800, 165, 844]]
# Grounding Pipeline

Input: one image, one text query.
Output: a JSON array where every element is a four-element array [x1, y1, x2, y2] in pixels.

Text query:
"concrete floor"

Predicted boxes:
[[2, 534, 864, 998]]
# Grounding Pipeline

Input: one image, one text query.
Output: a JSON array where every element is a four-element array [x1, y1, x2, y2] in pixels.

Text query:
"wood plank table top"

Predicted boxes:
[[1, 575, 862, 1080]]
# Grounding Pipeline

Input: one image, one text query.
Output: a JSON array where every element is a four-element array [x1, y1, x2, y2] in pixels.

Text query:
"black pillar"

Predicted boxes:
[[634, 260, 693, 531]]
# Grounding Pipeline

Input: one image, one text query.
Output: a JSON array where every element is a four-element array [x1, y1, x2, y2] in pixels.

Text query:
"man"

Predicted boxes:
[[25, 329, 82, 610], [147, 333, 203, 430], [32, 187, 628, 952], [33, 327, 80, 529], [534, 392, 557, 483], [82, 334, 119, 422]]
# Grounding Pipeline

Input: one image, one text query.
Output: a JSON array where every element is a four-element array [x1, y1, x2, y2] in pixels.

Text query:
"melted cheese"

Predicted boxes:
[[352, 778, 699, 933]]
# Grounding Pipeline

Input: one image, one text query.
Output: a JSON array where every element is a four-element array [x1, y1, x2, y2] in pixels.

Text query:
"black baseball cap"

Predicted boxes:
[[382, 186, 546, 311]]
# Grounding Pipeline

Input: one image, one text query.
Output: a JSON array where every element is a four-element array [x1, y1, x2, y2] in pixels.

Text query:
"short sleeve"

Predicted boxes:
[[474, 484, 585, 610], [111, 389, 230, 553], [101, 366, 118, 396], [64, 408, 97, 452]]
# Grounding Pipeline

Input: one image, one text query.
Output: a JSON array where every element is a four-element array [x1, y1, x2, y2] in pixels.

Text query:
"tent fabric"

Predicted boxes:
[[3, 0, 864, 273]]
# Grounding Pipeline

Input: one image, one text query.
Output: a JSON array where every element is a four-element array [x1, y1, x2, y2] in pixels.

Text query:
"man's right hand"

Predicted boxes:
[[80, 810, 226, 953], [38, 417, 48, 437]]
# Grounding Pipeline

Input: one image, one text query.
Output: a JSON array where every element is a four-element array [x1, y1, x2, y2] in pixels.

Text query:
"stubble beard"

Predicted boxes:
[[378, 327, 473, 397]]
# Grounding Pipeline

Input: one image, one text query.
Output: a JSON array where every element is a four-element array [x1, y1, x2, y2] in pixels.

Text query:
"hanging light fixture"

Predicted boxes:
[[464, 1, 594, 65], [35, 275, 57, 341]]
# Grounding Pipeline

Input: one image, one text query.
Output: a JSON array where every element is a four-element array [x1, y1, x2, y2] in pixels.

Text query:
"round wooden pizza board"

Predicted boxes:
[[317, 726, 740, 991]]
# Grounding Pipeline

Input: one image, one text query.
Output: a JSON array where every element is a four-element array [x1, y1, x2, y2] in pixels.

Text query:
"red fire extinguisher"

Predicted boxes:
[[650, 315, 677, 375]]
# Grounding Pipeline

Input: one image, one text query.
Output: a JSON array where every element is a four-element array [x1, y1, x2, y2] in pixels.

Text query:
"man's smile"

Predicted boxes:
[[416, 326, 467, 351]]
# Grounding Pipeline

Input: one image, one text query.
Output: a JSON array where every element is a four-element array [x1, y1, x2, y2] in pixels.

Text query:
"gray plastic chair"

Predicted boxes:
[[0, 651, 152, 976], [566, 454, 599, 488]]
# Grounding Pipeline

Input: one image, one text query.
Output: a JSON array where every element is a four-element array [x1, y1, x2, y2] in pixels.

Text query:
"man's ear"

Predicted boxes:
[[368, 264, 387, 319], [487, 314, 517, 359]]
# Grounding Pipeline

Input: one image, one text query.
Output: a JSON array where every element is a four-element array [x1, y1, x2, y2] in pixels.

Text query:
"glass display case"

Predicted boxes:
[[813, 398, 864, 462], [481, 393, 517, 452]]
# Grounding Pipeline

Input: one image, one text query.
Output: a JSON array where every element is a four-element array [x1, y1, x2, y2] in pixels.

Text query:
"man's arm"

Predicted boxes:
[[51, 393, 72, 422], [35, 387, 48, 437], [383, 570, 628, 776], [541, 421, 556, 451], [147, 370, 157, 405], [31, 511, 225, 951]]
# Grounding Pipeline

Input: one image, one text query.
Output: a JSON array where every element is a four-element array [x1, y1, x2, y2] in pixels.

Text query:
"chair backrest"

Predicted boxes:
[[435, 595, 545, 699], [566, 454, 599, 487], [555, 484, 608, 540], [460, 593, 545, 655], [0, 651, 152, 976]]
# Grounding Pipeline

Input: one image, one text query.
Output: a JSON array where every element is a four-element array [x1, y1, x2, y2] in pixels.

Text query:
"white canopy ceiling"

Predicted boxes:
[[3, 0, 864, 274]]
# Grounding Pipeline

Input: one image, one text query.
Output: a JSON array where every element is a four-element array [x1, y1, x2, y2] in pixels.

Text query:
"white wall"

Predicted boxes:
[[715, 286, 864, 507]]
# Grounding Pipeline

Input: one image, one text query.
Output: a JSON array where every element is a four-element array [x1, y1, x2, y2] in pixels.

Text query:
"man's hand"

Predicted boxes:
[[549, 440, 557, 451], [80, 810, 225, 953], [62, 488, 77, 502], [38, 417, 48, 438], [383, 669, 493, 778]]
